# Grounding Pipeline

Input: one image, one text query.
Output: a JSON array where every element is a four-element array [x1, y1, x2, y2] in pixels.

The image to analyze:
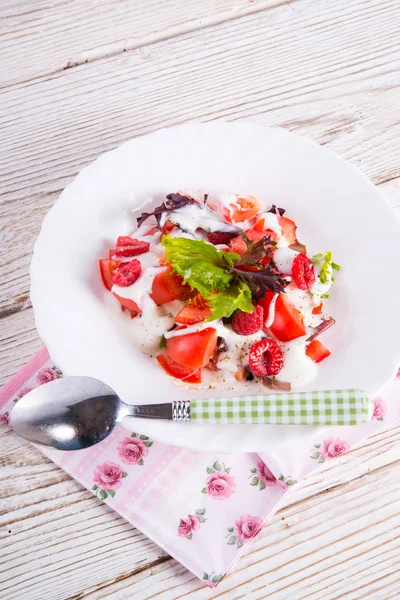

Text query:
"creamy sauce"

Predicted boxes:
[[273, 247, 299, 273], [311, 262, 333, 305], [165, 204, 239, 235], [257, 212, 289, 248], [127, 297, 179, 355], [285, 283, 322, 327], [108, 193, 336, 391], [265, 293, 279, 328], [278, 338, 318, 386], [112, 250, 163, 310]]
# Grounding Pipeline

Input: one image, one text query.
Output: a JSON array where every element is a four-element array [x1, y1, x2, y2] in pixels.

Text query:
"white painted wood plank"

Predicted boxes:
[[2, 0, 400, 207], [0, 1, 399, 316], [0, 0, 289, 88], [1, 1, 400, 598]]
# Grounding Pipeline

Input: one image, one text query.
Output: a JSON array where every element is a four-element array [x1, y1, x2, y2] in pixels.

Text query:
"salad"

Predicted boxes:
[[99, 192, 340, 390]]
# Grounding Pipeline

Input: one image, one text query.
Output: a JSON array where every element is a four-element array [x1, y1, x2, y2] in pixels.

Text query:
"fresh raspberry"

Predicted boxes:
[[231, 305, 264, 335], [292, 253, 315, 290], [207, 231, 237, 246], [115, 237, 150, 257], [116, 236, 137, 247], [249, 338, 284, 377], [112, 259, 142, 287]]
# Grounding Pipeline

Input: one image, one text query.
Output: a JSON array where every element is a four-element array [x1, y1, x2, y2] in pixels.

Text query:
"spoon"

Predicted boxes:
[[10, 376, 372, 451]]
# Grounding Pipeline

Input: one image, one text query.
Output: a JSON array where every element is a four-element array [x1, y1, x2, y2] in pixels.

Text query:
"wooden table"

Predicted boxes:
[[1, 1, 399, 598]]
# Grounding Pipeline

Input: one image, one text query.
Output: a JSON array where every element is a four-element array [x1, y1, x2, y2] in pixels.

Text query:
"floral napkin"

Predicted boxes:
[[1, 347, 398, 588]]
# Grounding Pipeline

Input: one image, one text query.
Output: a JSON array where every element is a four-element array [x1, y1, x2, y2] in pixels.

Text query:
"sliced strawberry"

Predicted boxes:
[[232, 305, 264, 335], [150, 267, 193, 305], [258, 292, 306, 342], [207, 231, 237, 246], [166, 328, 217, 369], [115, 238, 150, 257], [306, 340, 331, 363], [99, 259, 119, 291], [249, 338, 284, 377], [312, 302, 323, 315], [112, 259, 142, 287], [292, 253, 315, 290], [161, 220, 177, 236], [112, 292, 141, 315], [279, 216, 297, 245], [175, 296, 212, 325], [229, 236, 248, 255], [244, 228, 266, 242], [156, 353, 201, 383]]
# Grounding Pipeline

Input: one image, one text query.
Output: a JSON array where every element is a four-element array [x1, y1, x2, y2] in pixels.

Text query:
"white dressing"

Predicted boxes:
[[265, 293, 279, 328], [257, 212, 289, 248], [273, 247, 299, 274], [278, 338, 318, 386]]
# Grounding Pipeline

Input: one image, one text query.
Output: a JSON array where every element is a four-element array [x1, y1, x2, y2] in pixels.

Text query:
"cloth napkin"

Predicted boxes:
[[1, 347, 399, 588]]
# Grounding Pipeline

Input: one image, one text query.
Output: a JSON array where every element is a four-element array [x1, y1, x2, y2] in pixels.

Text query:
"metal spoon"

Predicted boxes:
[[10, 376, 174, 451], [10, 377, 371, 451]]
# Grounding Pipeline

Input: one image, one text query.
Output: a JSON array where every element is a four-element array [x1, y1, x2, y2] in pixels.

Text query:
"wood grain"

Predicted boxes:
[[1, 0, 400, 317], [1, 0, 400, 598], [0, 0, 289, 88]]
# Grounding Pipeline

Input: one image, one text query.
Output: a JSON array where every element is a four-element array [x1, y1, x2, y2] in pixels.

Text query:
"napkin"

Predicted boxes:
[[1, 347, 398, 588]]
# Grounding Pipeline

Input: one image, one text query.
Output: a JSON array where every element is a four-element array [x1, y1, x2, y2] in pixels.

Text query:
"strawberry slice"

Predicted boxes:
[[99, 259, 119, 291], [306, 340, 331, 363], [156, 353, 201, 383]]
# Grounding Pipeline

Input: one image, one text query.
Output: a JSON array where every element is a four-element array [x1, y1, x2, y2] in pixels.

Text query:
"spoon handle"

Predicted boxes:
[[129, 389, 372, 426], [188, 389, 372, 425]]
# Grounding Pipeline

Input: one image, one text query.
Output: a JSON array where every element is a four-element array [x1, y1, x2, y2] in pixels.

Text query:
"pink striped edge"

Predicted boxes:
[[0, 347, 50, 410]]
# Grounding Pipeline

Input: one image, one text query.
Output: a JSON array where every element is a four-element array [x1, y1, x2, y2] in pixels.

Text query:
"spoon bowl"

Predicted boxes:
[[11, 377, 125, 450]]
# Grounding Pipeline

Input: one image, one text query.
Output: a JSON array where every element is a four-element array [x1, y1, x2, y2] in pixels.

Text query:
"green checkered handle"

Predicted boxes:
[[172, 389, 373, 425]]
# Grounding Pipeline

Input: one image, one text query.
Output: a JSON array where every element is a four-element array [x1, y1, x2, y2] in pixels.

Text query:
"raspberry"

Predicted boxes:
[[249, 338, 284, 377], [231, 305, 264, 335], [115, 237, 150, 257], [117, 236, 137, 247], [112, 259, 141, 287], [292, 253, 315, 290], [207, 231, 237, 246]]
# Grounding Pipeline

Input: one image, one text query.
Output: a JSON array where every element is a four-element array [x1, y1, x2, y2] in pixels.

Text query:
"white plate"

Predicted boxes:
[[30, 122, 400, 453]]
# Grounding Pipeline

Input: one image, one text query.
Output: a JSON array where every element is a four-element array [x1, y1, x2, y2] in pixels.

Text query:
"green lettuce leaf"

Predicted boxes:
[[162, 236, 239, 296], [206, 280, 253, 320]]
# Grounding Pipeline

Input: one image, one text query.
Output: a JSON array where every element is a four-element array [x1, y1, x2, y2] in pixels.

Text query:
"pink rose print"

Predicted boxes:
[[249, 461, 297, 490], [226, 514, 264, 548], [17, 387, 32, 400], [311, 437, 350, 463], [372, 397, 386, 421], [37, 367, 59, 385], [203, 572, 223, 587], [117, 433, 152, 466], [396, 368, 400, 379], [0, 412, 10, 427], [177, 508, 206, 540], [201, 461, 236, 499], [92, 461, 127, 500]]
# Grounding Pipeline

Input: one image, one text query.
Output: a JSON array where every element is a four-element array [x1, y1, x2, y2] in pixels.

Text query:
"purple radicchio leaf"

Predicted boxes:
[[306, 317, 336, 342], [267, 204, 286, 216], [136, 193, 195, 228]]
